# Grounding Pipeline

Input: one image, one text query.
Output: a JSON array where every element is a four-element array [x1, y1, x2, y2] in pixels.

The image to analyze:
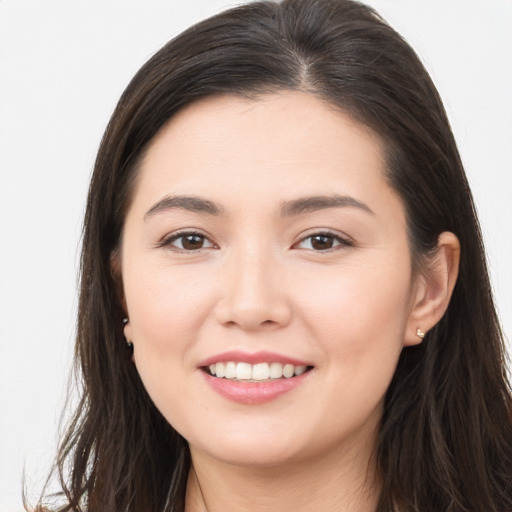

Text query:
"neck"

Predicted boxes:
[[185, 437, 380, 512]]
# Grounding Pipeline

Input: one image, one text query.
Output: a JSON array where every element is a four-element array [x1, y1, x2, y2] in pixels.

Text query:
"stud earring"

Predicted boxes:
[[416, 328, 425, 339], [122, 317, 133, 349]]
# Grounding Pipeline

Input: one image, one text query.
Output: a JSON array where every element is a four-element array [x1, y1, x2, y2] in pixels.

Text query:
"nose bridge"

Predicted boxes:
[[215, 239, 291, 330]]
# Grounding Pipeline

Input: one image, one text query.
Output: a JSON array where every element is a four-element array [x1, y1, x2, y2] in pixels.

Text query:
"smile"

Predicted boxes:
[[206, 361, 311, 381], [199, 351, 314, 404]]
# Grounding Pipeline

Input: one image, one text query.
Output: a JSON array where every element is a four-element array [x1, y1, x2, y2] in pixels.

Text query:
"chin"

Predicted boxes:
[[185, 421, 310, 468], [194, 442, 303, 468]]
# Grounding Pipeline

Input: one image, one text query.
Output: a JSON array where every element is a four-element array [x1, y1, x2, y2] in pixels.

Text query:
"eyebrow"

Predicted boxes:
[[280, 194, 374, 217], [144, 193, 373, 220], [144, 195, 223, 220]]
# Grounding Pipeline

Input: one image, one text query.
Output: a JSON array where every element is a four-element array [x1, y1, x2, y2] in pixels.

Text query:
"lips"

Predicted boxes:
[[198, 350, 313, 404], [199, 350, 311, 368]]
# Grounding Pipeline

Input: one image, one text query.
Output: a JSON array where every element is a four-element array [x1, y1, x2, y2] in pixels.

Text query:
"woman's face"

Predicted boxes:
[[121, 92, 421, 468]]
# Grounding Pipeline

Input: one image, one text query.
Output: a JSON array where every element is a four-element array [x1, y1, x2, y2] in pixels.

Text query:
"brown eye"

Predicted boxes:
[[165, 232, 215, 251], [297, 232, 352, 251], [181, 234, 205, 250], [310, 235, 334, 250]]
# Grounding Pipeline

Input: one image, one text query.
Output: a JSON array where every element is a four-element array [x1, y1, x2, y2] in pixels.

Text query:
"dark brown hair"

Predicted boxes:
[[34, 0, 512, 510]]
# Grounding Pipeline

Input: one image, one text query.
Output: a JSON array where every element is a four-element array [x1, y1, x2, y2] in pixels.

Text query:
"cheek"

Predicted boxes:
[[297, 257, 412, 366], [293, 263, 411, 432], [123, 265, 217, 428], [124, 263, 217, 353]]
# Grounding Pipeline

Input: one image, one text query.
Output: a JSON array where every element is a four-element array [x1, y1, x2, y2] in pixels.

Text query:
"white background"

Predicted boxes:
[[0, 1, 511, 509]]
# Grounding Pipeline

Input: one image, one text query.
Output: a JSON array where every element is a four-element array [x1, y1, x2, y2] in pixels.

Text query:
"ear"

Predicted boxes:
[[404, 231, 460, 346], [110, 249, 130, 333], [110, 250, 135, 360]]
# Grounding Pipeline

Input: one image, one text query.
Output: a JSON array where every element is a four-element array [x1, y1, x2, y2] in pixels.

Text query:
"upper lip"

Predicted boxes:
[[198, 350, 311, 368]]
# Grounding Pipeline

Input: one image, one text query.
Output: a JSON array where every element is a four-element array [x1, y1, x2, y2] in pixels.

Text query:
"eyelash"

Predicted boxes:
[[158, 230, 216, 251], [158, 230, 353, 252], [294, 230, 353, 251]]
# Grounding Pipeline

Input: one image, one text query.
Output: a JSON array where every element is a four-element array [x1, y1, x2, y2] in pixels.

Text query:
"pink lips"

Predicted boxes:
[[198, 350, 311, 368], [198, 350, 312, 405]]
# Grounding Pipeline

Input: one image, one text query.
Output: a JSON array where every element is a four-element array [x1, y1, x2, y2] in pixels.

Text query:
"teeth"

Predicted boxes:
[[269, 362, 283, 379], [215, 362, 225, 378], [294, 365, 306, 375], [207, 361, 309, 381], [225, 361, 236, 379], [252, 362, 270, 380], [282, 364, 294, 378], [235, 362, 252, 380]]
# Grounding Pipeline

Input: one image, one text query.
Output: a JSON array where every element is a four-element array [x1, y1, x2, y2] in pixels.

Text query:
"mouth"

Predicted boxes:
[[199, 352, 314, 404], [202, 361, 314, 382]]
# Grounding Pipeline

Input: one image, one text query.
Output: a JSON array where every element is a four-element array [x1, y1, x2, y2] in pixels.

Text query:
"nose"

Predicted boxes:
[[214, 246, 292, 331]]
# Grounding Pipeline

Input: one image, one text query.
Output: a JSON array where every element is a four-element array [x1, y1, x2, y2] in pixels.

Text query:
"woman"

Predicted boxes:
[[34, 0, 512, 510]]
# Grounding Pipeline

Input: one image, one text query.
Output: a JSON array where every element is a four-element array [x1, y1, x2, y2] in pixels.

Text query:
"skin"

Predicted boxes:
[[120, 92, 459, 511]]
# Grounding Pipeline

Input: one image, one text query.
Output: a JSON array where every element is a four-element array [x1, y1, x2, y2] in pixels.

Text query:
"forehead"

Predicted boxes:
[[131, 91, 399, 218]]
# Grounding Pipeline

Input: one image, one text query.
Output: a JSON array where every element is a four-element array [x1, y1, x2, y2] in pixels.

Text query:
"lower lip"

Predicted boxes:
[[201, 370, 311, 405]]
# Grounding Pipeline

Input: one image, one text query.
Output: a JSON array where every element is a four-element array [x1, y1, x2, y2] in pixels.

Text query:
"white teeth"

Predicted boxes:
[[269, 362, 283, 379], [225, 361, 236, 379], [282, 364, 295, 378], [236, 362, 252, 380], [252, 362, 270, 381], [294, 365, 306, 376], [215, 362, 225, 377], [207, 361, 309, 380]]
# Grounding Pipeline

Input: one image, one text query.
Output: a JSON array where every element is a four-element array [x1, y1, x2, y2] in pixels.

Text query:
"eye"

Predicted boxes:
[[296, 232, 352, 251], [161, 231, 216, 251]]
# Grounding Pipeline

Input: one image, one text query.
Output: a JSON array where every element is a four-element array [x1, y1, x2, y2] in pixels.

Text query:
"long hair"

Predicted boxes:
[[36, 0, 512, 510]]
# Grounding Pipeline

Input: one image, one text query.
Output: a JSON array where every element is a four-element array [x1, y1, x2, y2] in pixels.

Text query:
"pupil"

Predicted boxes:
[[183, 234, 203, 250], [311, 235, 333, 250]]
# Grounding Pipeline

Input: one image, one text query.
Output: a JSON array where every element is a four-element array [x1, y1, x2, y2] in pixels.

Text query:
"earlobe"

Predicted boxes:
[[124, 322, 133, 345], [404, 231, 460, 346], [122, 317, 135, 363], [123, 317, 133, 346], [111, 251, 134, 359]]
